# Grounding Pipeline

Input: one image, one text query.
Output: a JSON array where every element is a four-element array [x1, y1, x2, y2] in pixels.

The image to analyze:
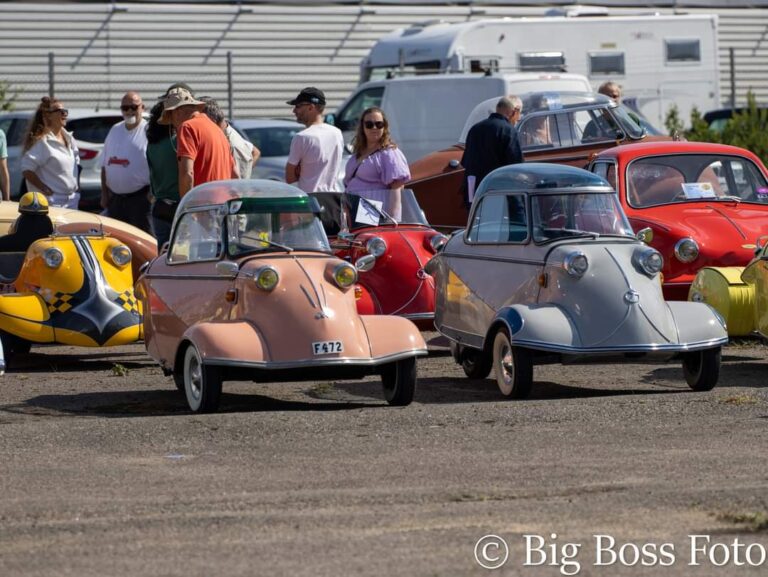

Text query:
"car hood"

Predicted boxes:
[[629, 202, 767, 249], [538, 242, 676, 348]]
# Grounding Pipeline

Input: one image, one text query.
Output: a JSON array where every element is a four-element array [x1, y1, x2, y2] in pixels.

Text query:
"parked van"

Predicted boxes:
[[361, 13, 720, 129], [327, 72, 592, 162]]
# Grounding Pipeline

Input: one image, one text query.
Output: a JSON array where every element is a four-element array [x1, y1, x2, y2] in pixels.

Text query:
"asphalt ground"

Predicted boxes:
[[0, 335, 766, 577]]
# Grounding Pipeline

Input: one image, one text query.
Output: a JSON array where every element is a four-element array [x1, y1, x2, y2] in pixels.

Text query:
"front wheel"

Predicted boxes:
[[461, 347, 492, 379], [492, 330, 533, 399], [682, 347, 721, 391], [381, 357, 416, 406], [183, 344, 222, 413]]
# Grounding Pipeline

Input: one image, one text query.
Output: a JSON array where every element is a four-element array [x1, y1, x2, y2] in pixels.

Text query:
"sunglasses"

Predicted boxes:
[[364, 120, 385, 130], [121, 104, 141, 112], [48, 108, 68, 115]]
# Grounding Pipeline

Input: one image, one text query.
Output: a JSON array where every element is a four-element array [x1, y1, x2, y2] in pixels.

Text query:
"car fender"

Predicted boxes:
[[488, 305, 578, 349], [181, 321, 267, 364], [0, 293, 55, 343], [359, 315, 427, 359], [665, 301, 728, 344]]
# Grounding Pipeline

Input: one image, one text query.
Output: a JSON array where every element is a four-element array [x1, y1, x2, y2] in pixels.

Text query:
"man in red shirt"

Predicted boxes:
[[159, 87, 236, 197]]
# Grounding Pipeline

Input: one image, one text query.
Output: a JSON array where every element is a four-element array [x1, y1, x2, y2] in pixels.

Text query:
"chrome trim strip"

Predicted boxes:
[[203, 348, 428, 369], [402, 312, 435, 320], [506, 337, 729, 354]]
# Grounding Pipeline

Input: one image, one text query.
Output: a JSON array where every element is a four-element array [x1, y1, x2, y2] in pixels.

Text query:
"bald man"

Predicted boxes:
[[101, 91, 151, 232]]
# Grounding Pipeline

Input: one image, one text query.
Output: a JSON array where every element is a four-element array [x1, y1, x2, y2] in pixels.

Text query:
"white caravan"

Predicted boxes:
[[329, 72, 592, 162], [361, 13, 720, 128]]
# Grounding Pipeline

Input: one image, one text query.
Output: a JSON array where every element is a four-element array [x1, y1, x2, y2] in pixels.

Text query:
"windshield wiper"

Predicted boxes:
[[240, 235, 293, 253]]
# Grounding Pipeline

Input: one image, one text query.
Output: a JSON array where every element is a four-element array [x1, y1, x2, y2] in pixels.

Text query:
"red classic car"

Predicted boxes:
[[408, 92, 668, 229], [587, 141, 768, 300], [312, 190, 446, 329]]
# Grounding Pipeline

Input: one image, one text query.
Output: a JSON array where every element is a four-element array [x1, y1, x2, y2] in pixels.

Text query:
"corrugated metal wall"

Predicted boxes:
[[0, 2, 766, 119]]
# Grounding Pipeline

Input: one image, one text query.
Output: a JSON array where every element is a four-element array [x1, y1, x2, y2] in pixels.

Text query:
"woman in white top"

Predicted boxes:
[[21, 96, 80, 209]]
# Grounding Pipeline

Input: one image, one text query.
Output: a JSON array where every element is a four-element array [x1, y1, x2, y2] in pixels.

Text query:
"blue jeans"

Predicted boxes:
[[151, 216, 172, 251]]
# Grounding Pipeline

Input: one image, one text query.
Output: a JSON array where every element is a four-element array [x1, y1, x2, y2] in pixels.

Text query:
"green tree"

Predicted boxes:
[[0, 80, 18, 111]]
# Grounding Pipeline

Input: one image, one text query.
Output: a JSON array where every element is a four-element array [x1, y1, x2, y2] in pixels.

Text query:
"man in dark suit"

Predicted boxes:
[[461, 96, 523, 206]]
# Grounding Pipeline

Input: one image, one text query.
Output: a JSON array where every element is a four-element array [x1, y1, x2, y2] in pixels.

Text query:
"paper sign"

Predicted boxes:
[[757, 187, 768, 198], [355, 198, 383, 226], [681, 182, 716, 199]]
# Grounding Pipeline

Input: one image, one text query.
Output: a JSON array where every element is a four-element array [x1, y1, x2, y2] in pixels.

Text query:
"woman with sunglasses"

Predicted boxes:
[[21, 96, 80, 209], [343, 107, 410, 221]]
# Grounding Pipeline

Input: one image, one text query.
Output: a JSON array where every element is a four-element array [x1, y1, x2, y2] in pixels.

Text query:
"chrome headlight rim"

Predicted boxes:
[[110, 245, 132, 267], [43, 247, 64, 269], [366, 236, 387, 258], [563, 251, 589, 278], [428, 233, 449, 253], [333, 262, 358, 289], [636, 247, 664, 277], [674, 237, 699, 263], [254, 265, 279, 291]]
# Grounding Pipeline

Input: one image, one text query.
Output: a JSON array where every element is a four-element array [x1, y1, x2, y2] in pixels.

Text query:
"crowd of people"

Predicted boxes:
[[0, 79, 625, 250]]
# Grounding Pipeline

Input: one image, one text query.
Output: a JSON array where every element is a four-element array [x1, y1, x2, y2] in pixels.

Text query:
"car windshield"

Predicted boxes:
[[242, 126, 301, 157], [532, 192, 634, 243], [311, 189, 429, 235], [627, 154, 768, 208], [612, 105, 646, 139], [225, 196, 331, 256]]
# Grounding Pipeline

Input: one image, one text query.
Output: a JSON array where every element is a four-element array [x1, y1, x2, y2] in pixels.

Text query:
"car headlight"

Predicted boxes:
[[427, 233, 448, 253], [635, 247, 663, 277], [333, 262, 357, 288], [674, 238, 699, 263], [43, 247, 63, 269], [254, 266, 279, 291], [563, 251, 588, 278], [366, 236, 387, 258], [110, 245, 132, 267]]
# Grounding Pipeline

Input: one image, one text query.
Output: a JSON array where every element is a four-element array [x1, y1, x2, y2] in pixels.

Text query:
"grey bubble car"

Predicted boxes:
[[425, 163, 728, 398]]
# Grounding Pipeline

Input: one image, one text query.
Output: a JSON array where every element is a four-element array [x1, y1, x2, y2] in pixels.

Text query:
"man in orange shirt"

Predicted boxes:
[[159, 87, 236, 197]]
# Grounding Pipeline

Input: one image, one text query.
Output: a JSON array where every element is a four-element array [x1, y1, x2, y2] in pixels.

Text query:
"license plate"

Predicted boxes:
[[312, 341, 343, 355]]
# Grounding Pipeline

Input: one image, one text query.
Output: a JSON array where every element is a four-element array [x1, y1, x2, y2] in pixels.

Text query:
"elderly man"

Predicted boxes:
[[598, 81, 622, 103], [100, 91, 151, 231], [159, 87, 236, 197], [461, 95, 523, 204]]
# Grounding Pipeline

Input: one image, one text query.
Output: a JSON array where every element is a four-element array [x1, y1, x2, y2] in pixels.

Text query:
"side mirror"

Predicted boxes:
[[160, 241, 169, 255], [636, 227, 653, 244], [215, 261, 239, 277], [355, 254, 375, 272]]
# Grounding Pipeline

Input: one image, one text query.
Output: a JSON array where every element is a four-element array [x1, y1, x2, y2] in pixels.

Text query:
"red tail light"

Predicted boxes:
[[79, 148, 98, 161]]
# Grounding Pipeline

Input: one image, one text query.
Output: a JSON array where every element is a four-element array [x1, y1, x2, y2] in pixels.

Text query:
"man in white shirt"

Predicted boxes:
[[285, 87, 343, 193], [100, 91, 151, 232]]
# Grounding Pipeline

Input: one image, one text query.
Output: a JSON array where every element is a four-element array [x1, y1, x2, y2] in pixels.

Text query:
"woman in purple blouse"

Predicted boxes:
[[343, 107, 410, 221]]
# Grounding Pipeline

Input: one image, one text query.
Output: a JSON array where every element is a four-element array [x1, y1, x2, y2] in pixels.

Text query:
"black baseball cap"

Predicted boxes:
[[286, 87, 326, 106]]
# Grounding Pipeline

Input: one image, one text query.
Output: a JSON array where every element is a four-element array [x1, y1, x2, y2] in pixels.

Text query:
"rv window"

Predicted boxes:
[[665, 39, 701, 64], [518, 52, 566, 72], [589, 52, 625, 76], [336, 87, 384, 132]]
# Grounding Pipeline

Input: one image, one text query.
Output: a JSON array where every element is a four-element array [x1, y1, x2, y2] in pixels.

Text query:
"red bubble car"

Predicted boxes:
[[587, 141, 768, 300], [312, 190, 446, 329]]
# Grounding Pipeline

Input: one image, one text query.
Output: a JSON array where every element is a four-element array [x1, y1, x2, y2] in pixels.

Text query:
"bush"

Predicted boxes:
[[666, 93, 768, 165], [0, 80, 18, 112]]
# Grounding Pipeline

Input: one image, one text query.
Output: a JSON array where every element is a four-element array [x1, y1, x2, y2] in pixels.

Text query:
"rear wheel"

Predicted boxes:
[[381, 357, 416, 406], [682, 347, 721, 391], [461, 347, 492, 379], [183, 345, 222, 413], [492, 329, 533, 399]]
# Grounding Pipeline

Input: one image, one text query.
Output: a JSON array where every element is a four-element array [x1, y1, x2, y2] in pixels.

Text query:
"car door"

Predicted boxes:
[[142, 206, 232, 363]]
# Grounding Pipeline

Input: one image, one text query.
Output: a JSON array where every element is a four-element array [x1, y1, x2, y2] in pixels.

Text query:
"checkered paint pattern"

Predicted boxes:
[[116, 290, 139, 314], [46, 292, 74, 314]]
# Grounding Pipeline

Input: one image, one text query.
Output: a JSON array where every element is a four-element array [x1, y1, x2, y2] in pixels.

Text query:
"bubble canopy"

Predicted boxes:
[[477, 163, 613, 196]]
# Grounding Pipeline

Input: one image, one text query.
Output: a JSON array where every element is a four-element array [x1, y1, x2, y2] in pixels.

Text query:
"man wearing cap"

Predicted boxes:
[[285, 87, 343, 193], [100, 91, 151, 232], [160, 87, 236, 198]]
